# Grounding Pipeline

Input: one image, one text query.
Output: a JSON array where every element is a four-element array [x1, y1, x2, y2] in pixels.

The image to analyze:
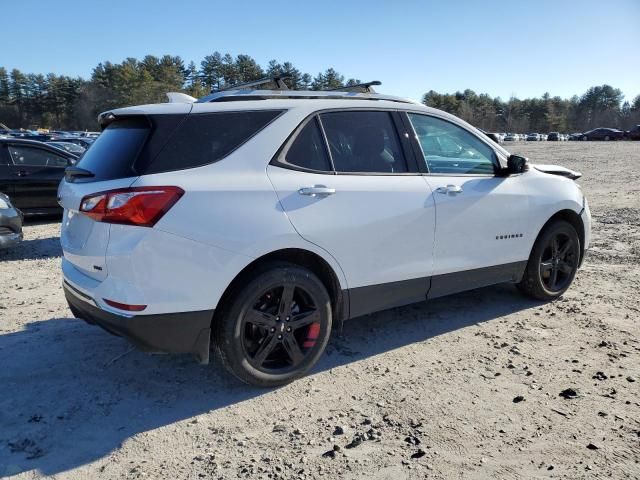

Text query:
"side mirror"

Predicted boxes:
[[505, 154, 529, 175]]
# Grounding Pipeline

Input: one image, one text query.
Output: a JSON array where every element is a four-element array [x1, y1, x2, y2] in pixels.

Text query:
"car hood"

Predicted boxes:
[[532, 164, 582, 180]]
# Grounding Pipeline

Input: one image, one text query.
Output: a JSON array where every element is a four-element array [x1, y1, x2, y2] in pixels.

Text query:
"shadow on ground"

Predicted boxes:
[[0, 217, 61, 261], [0, 236, 61, 261], [0, 282, 540, 477]]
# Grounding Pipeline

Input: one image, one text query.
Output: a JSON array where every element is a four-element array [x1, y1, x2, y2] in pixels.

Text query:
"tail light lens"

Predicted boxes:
[[79, 186, 184, 227]]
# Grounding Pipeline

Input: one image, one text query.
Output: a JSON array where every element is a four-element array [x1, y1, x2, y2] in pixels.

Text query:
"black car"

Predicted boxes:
[[581, 128, 625, 141], [626, 125, 640, 140], [479, 129, 502, 144], [0, 138, 78, 214], [547, 132, 560, 141]]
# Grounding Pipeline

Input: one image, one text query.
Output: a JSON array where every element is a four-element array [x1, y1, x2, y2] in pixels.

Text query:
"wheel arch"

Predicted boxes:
[[537, 209, 586, 266], [212, 248, 348, 329]]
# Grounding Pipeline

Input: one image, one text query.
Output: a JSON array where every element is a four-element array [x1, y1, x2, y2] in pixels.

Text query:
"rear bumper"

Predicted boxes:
[[64, 281, 213, 363]]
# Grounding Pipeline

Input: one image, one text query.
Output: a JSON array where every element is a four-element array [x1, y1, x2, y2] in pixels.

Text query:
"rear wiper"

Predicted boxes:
[[65, 166, 95, 181]]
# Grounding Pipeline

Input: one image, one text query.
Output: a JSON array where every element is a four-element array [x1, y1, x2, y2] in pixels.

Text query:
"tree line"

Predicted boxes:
[[1, 52, 638, 132], [423, 86, 640, 133]]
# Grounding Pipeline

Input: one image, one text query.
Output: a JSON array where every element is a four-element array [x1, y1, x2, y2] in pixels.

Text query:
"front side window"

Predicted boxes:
[[407, 114, 497, 175], [283, 118, 331, 171], [320, 111, 408, 173], [8, 146, 69, 168]]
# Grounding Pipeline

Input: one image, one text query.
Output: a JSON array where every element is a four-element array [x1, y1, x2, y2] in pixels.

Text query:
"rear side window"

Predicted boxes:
[[74, 117, 150, 181], [320, 111, 408, 173], [146, 110, 283, 174], [283, 118, 331, 171]]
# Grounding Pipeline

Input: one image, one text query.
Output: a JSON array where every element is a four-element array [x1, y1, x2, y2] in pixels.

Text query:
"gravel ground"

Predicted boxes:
[[0, 141, 639, 479]]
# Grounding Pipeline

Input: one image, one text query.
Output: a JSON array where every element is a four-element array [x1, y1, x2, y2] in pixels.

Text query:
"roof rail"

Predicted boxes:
[[211, 75, 290, 93], [196, 89, 418, 105], [327, 80, 381, 93]]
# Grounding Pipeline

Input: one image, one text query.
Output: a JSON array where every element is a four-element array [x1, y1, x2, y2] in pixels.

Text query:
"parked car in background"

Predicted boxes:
[[580, 128, 625, 141], [625, 125, 640, 140], [47, 141, 87, 157], [0, 138, 78, 214], [547, 132, 560, 141], [526, 133, 540, 141], [0, 192, 23, 249], [49, 137, 94, 149], [7, 131, 52, 142], [479, 129, 503, 144], [59, 85, 590, 386], [503, 133, 517, 141]]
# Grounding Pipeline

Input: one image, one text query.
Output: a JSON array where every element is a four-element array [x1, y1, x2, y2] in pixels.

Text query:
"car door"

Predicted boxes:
[[404, 112, 532, 298], [0, 144, 14, 200], [7, 144, 72, 210], [267, 110, 436, 318]]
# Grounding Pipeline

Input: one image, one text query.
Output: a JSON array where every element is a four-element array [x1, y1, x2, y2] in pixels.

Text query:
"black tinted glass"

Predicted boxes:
[[147, 110, 282, 174], [8, 146, 70, 167], [284, 119, 331, 171], [320, 111, 408, 173], [75, 118, 150, 181]]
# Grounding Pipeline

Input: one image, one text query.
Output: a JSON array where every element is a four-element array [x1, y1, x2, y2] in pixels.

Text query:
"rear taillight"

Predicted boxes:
[[79, 186, 184, 227]]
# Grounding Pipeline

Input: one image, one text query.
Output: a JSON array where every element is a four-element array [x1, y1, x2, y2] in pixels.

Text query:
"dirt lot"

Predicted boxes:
[[1, 142, 639, 479]]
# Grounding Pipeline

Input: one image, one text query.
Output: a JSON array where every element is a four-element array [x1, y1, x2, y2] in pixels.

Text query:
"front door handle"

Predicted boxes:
[[435, 184, 463, 195], [15, 170, 28, 177], [298, 185, 336, 197]]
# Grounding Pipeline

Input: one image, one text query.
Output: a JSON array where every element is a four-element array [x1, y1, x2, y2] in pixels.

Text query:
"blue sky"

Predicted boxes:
[[4, 0, 639, 103]]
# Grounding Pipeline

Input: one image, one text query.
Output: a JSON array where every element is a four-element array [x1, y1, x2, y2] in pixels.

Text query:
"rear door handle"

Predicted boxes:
[[15, 170, 28, 177], [435, 184, 463, 194], [298, 185, 336, 197]]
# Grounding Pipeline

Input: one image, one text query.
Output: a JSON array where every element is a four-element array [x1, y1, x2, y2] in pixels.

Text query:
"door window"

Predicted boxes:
[[8, 146, 69, 168], [283, 118, 332, 171], [320, 111, 408, 173], [407, 114, 496, 175]]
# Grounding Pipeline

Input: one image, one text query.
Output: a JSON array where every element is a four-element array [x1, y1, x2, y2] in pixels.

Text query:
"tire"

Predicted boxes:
[[604, 135, 610, 141], [582, 136, 588, 141], [517, 220, 581, 301], [213, 263, 332, 387]]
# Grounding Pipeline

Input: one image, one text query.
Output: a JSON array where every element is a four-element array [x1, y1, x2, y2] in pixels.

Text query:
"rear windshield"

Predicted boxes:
[[74, 110, 283, 181], [74, 117, 150, 181]]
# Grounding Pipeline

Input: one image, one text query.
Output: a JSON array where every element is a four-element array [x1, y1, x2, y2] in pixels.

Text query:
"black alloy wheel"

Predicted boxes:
[[538, 232, 579, 293], [517, 220, 581, 301], [241, 283, 322, 372], [214, 263, 332, 387]]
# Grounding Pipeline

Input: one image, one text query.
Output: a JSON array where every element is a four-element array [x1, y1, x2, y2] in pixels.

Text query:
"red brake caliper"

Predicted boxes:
[[302, 323, 321, 349]]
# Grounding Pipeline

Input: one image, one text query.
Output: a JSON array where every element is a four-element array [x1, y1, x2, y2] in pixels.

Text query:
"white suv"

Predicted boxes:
[[59, 82, 591, 386]]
